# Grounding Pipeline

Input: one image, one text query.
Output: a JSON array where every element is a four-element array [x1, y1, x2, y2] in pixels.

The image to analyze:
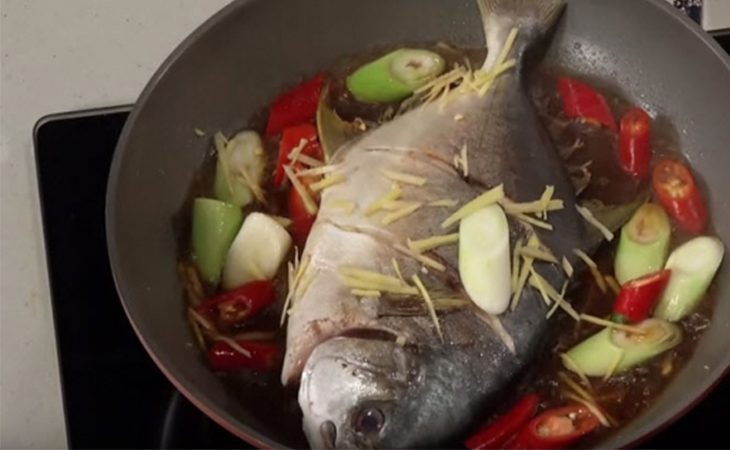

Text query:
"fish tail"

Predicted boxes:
[[477, 0, 566, 71]]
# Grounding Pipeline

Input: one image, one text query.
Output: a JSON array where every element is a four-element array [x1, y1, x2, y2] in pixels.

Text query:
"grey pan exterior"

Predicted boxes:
[[106, 0, 730, 448]]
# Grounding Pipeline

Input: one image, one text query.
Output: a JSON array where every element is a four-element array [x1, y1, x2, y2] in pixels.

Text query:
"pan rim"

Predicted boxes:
[[105, 0, 282, 448]]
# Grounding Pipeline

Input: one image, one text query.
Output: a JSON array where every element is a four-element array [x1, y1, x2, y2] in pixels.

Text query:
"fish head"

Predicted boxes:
[[299, 335, 437, 449]]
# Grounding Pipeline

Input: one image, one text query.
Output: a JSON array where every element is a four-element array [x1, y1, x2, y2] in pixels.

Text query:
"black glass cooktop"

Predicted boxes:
[[34, 33, 730, 449], [34, 107, 249, 450]]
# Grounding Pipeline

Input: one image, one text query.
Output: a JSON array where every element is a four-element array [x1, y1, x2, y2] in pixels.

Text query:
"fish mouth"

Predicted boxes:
[[319, 420, 337, 449]]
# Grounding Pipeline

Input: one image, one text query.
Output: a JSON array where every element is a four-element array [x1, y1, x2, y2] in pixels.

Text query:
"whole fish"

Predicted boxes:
[[282, 1, 616, 448]]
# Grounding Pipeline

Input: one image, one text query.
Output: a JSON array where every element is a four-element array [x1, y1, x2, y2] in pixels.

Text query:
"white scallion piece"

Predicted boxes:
[[459, 204, 511, 315], [655, 236, 725, 322], [223, 213, 292, 290]]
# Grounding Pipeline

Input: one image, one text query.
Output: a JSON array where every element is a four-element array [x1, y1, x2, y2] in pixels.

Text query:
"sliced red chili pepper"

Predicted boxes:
[[507, 404, 600, 450], [619, 107, 652, 179], [273, 124, 324, 189], [558, 77, 617, 131], [265, 74, 325, 137], [612, 269, 671, 323], [195, 281, 276, 329], [207, 340, 282, 372], [465, 394, 540, 450], [652, 159, 709, 233], [289, 186, 318, 249], [276, 125, 324, 247]]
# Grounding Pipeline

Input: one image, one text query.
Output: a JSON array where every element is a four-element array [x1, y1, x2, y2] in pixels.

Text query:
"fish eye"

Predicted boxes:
[[353, 406, 385, 435]]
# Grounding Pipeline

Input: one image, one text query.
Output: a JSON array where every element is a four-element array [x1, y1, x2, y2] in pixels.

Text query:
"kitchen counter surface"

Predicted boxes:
[[0, 1, 229, 448], [0, 1, 727, 449]]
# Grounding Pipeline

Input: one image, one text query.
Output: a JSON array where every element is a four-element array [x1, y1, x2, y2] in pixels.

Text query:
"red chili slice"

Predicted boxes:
[[265, 74, 325, 137], [612, 269, 672, 324], [558, 77, 617, 131], [276, 125, 324, 247], [207, 340, 282, 372], [289, 186, 318, 249], [507, 404, 600, 450], [194, 280, 276, 329], [465, 394, 541, 450], [619, 107, 652, 179], [273, 124, 323, 189], [652, 159, 709, 233]]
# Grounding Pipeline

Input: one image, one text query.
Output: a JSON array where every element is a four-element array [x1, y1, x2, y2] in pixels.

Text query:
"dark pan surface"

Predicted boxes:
[[106, 0, 730, 447]]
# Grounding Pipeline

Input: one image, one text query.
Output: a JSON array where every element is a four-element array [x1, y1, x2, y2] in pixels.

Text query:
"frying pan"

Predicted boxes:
[[106, 0, 730, 448]]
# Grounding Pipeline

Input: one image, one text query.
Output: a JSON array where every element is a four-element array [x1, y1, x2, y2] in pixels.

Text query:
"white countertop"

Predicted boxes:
[[0, 1, 229, 448], [0, 1, 727, 449]]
